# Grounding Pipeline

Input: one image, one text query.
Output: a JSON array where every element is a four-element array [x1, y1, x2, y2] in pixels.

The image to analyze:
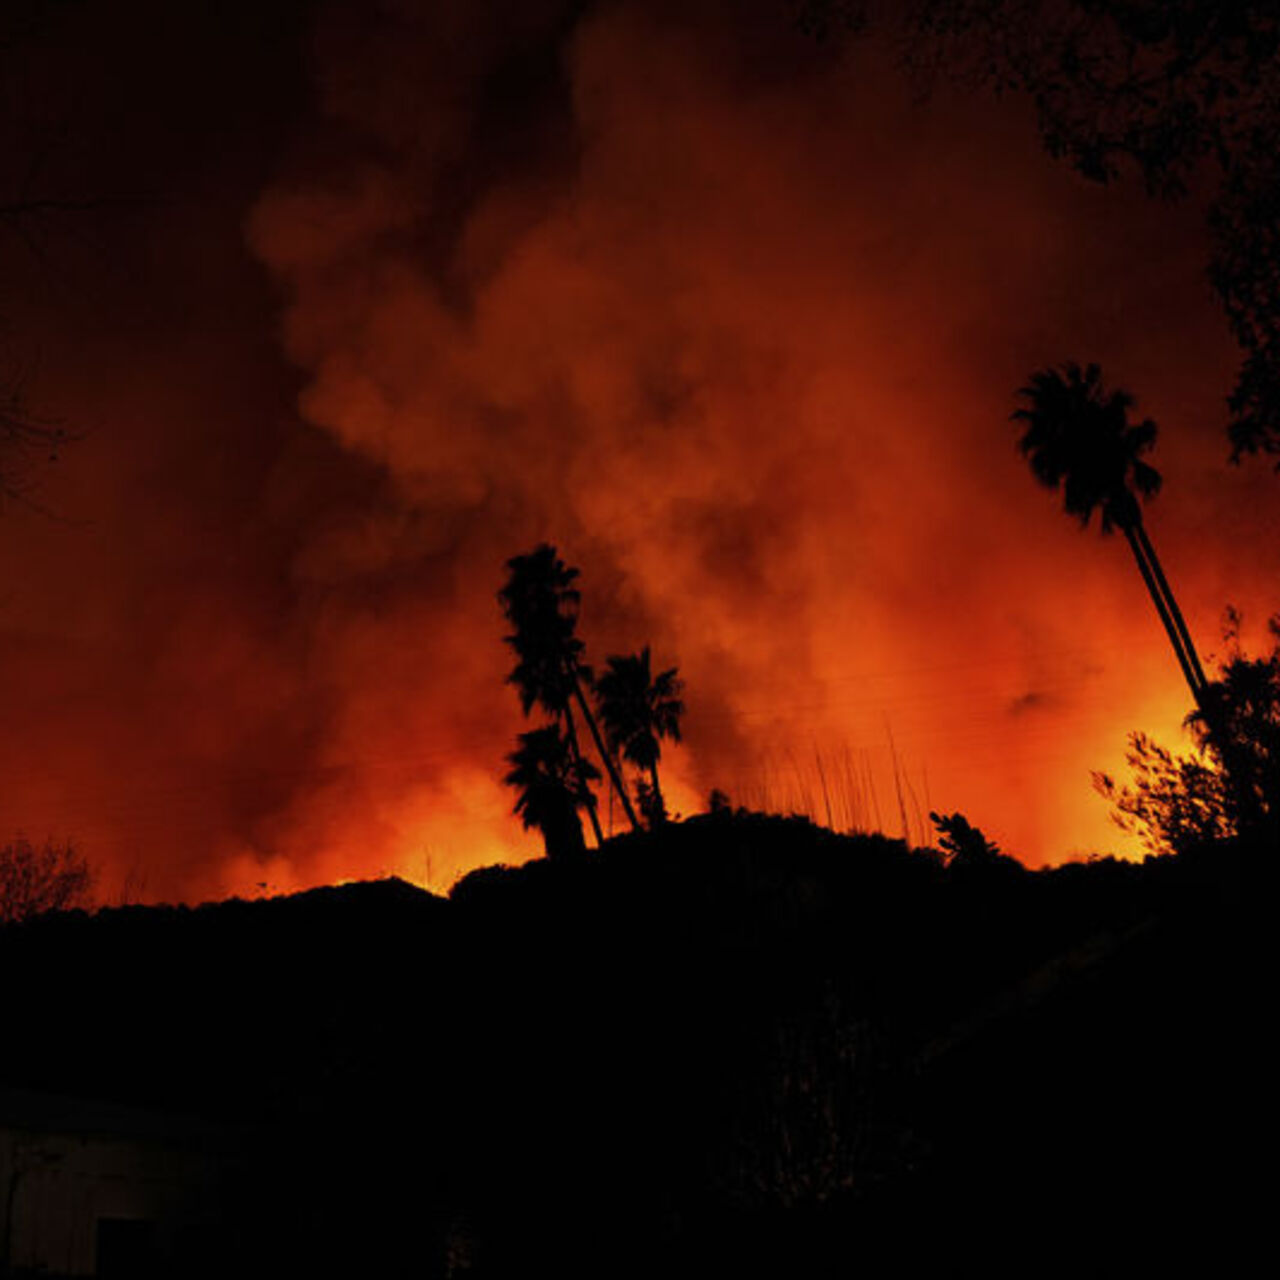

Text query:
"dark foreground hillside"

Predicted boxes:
[[2, 814, 1270, 1277]]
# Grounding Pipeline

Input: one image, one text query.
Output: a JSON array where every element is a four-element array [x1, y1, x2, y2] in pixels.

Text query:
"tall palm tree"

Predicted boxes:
[[1013, 362, 1209, 706], [595, 647, 685, 827], [504, 725, 599, 860], [498, 544, 641, 835]]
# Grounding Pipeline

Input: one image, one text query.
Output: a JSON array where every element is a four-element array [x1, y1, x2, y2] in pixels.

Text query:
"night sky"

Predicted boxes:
[[3, 0, 1277, 903]]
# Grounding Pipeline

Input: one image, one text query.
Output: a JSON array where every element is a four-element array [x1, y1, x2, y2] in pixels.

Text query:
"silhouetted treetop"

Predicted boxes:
[[504, 724, 599, 860], [1013, 362, 1160, 534], [1096, 612, 1280, 852], [911, 0, 1280, 459], [929, 811, 1002, 869], [802, 1, 1280, 459], [498, 544, 587, 717], [1186, 613, 1280, 836], [1094, 731, 1235, 856], [595, 647, 685, 827], [0, 836, 92, 923]]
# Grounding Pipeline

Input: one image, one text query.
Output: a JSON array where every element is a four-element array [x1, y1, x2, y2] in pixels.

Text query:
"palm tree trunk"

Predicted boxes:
[[1123, 524, 1204, 705], [1133, 524, 1268, 834], [1135, 522, 1269, 832], [562, 702, 605, 847], [1133, 521, 1208, 694], [570, 671, 641, 831], [648, 762, 667, 826]]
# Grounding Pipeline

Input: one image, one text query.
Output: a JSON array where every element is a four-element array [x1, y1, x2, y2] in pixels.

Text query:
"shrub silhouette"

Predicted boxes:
[[1097, 614, 1280, 852], [0, 836, 93, 923], [929, 811, 1002, 869]]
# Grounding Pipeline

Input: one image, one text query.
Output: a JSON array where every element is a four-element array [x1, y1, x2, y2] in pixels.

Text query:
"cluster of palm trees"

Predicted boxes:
[[499, 545, 685, 858]]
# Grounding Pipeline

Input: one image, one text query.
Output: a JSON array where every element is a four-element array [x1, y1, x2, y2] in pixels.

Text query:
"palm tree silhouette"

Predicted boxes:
[[1013, 362, 1209, 705], [504, 725, 599, 859], [595, 647, 685, 827], [498, 544, 640, 836]]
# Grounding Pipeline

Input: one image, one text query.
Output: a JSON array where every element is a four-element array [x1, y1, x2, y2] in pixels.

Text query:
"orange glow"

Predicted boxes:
[[2, 2, 1278, 903]]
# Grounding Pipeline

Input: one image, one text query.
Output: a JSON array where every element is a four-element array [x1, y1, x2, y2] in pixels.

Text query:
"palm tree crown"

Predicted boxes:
[[595, 647, 684, 825], [498, 544, 587, 717], [596, 648, 684, 771], [504, 725, 599, 859], [1013, 361, 1162, 533]]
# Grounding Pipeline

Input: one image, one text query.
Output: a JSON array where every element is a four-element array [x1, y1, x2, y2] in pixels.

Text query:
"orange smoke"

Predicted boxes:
[[2, 0, 1277, 903]]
